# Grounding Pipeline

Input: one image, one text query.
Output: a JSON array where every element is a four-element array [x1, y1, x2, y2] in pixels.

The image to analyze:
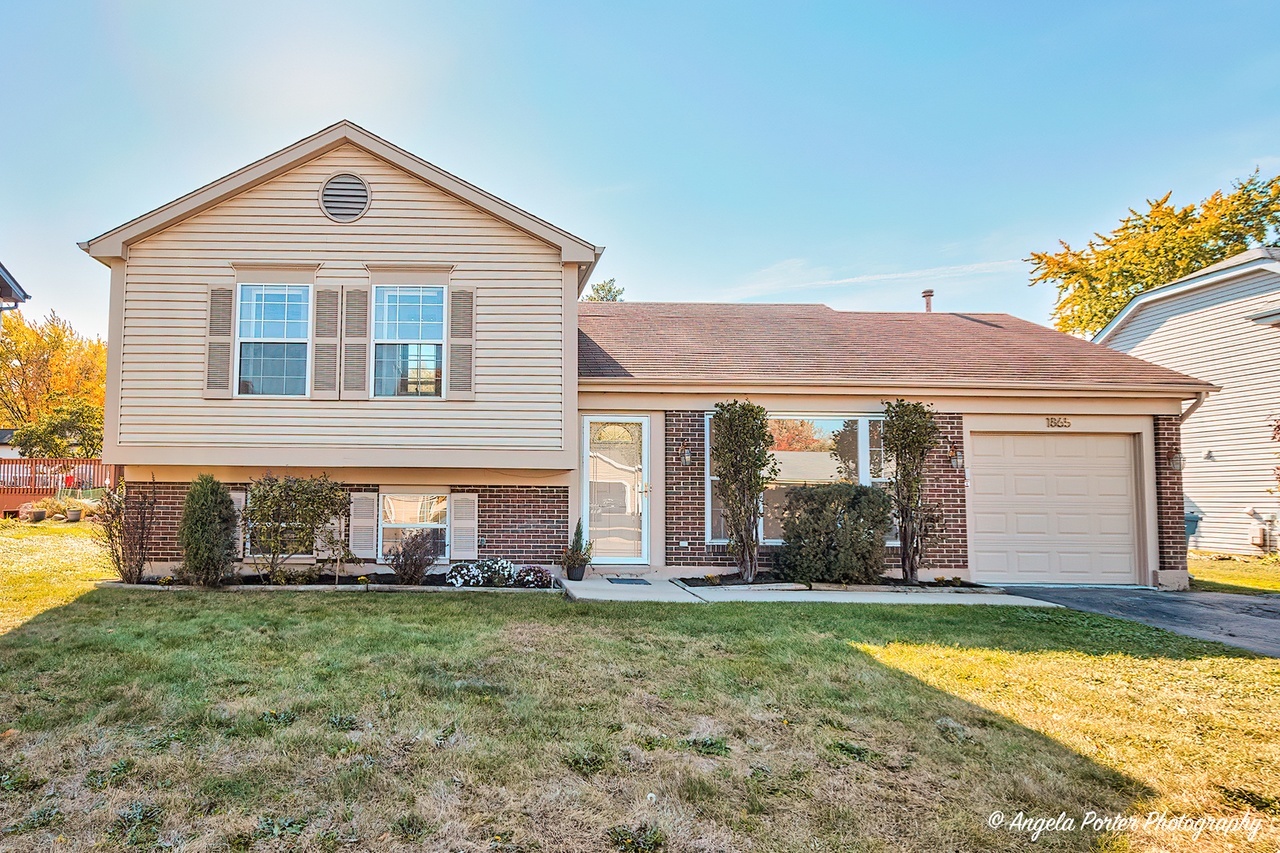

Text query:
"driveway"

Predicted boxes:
[[1002, 587, 1280, 657]]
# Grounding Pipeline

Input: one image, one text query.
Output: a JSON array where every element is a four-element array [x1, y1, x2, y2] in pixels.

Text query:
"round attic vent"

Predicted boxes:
[[320, 173, 370, 222]]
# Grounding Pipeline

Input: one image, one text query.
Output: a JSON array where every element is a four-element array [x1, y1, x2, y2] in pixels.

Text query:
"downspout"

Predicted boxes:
[[1179, 391, 1209, 424]]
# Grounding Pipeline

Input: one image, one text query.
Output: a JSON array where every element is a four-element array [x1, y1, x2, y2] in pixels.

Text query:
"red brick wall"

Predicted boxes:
[[1154, 415, 1187, 576], [128, 479, 567, 567], [663, 410, 969, 575], [451, 485, 569, 564], [918, 412, 969, 578]]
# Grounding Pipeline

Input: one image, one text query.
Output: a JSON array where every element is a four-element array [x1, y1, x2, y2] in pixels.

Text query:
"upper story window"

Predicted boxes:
[[373, 285, 445, 398], [237, 284, 310, 396]]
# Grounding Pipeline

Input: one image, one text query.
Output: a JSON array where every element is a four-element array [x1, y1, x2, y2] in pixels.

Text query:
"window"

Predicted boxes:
[[378, 493, 448, 561], [237, 284, 310, 396], [373, 286, 445, 398], [706, 414, 887, 545]]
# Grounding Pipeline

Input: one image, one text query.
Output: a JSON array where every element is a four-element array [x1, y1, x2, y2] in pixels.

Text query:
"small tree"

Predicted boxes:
[[881, 400, 941, 584], [177, 474, 237, 587], [93, 477, 156, 584], [775, 483, 892, 587], [12, 400, 104, 458], [583, 278, 624, 302], [709, 400, 778, 582], [243, 472, 350, 585]]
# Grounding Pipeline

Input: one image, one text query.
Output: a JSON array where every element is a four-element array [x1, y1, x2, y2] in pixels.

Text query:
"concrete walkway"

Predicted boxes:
[[1003, 586, 1280, 657], [562, 577, 1060, 607]]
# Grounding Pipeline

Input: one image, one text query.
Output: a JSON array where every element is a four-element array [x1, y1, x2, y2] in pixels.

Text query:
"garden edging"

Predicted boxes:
[[95, 581, 563, 594]]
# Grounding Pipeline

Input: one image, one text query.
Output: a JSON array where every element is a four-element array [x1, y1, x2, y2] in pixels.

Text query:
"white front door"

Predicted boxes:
[[583, 416, 650, 564]]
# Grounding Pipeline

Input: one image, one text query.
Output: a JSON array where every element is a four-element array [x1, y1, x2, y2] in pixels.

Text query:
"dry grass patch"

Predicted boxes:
[[0, 528, 1275, 850], [1189, 552, 1280, 595]]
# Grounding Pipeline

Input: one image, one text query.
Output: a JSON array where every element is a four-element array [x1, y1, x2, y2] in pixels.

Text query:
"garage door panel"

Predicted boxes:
[[970, 432, 1138, 585]]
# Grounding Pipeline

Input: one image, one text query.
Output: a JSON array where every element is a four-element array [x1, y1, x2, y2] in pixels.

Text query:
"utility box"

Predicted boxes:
[[1250, 524, 1268, 548]]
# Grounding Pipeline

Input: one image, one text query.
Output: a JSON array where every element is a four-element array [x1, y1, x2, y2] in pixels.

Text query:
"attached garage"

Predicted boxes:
[[968, 432, 1140, 584]]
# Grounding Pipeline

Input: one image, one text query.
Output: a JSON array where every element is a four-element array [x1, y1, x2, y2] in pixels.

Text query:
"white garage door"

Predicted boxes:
[[969, 433, 1138, 584]]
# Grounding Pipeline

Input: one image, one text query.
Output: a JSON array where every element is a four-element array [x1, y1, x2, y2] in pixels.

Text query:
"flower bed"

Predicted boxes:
[[120, 562, 557, 590]]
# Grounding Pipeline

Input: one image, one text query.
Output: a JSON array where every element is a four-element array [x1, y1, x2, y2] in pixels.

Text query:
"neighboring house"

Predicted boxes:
[[1098, 247, 1280, 555], [79, 121, 1211, 589], [0, 259, 31, 315], [0, 430, 19, 460]]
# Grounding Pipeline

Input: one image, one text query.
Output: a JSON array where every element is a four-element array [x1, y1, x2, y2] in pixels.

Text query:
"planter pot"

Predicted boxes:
[[29, 509, 46, 523], [564, 564, 587, 582], [66, 508, 83, 523]]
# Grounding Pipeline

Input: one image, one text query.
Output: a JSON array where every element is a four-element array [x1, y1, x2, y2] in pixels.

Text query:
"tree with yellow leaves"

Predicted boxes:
[[0, 310, 107, 428], [1029, 172, 1280, 336]]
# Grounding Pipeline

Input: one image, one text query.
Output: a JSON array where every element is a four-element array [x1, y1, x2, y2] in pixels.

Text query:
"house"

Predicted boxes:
[[0, 260, 30, 314], [80, 121, 1211, 589], [0, 430, 18, 460], [1097, 247, 1280, 555]]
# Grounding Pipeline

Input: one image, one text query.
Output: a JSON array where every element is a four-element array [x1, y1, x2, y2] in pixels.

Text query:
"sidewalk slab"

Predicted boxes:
[[691, 587, 1061, 606], [561, 578, 704, 603]]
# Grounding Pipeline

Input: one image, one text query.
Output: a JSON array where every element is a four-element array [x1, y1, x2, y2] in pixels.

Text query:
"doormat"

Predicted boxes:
[[606, 578, 651, 585]]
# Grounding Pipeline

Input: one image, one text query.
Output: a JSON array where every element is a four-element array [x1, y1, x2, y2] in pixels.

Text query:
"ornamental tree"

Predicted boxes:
[[709, 400, 778, 582], [881, 399, 941, 584], [243, 472, 350, 585]]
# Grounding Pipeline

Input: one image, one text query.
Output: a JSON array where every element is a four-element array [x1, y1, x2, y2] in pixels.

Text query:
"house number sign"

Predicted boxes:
[[1045, 417, 1072, 428]]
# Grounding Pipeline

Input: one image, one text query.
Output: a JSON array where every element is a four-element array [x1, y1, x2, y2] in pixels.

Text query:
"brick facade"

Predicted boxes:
[[663, 410, 969, 575], [128, 480, 568, 568], [1153, 414, 1187, 581]]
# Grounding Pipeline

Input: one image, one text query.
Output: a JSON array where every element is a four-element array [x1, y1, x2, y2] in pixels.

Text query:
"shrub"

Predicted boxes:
[[385, 528, 443, 585], [774, 483, 892, 586], [243, 472, 349, 585], [177, 475, 237, 587], [93, 479, 156, 584], [446, 558, 514, 587], [511, 564, 553, 588]]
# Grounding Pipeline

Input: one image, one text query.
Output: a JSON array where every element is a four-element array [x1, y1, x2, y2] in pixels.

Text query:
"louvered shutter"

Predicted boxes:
[[340, 285, 371, 400], [348, 492, 379, 560], [448, 287, 476, 401], [204, 285, 235, 399], [312, 286, 341, 399], [450, 493, 479, 560], [230, 489, 246, 559]]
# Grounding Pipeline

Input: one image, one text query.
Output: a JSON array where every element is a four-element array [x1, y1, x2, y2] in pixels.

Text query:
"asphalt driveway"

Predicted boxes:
[[1002, 586, 1280, 657]]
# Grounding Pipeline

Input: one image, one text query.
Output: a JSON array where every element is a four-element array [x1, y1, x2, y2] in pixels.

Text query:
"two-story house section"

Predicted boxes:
[[83, 121, 1213, 589]]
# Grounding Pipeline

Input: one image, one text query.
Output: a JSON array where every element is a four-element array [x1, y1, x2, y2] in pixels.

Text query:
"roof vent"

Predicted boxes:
[[320, 174, 370, 222]]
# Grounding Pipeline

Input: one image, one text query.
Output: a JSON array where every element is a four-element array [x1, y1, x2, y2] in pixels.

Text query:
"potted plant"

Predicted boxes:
[[561, 519, 592, 582], [66, 506, 83, 523], [29, 508, 46, 523]]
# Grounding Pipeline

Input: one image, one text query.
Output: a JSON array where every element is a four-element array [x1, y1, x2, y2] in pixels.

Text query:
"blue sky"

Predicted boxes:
[[4, 1, 1280, 338]]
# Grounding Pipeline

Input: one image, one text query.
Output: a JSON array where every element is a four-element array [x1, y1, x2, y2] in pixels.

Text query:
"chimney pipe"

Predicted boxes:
[[922, 289, 934, 312]]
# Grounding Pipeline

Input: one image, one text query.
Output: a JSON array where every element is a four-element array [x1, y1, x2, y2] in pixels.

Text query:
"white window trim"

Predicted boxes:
[[376, 491, 451, 564], [370, 284, 449, 401], [232, 282, 313, 400], [704, 412, 888, 546]]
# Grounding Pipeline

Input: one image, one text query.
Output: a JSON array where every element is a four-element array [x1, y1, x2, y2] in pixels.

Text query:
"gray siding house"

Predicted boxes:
[[1098, 248, 1280, 555]]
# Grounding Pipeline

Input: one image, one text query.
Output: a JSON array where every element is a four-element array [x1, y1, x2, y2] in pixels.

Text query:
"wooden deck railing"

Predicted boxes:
[[0, 458, 119, 494]]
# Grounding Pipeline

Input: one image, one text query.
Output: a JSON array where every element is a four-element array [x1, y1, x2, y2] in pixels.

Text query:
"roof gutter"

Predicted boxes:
[[1179, 390, 1209, 424]]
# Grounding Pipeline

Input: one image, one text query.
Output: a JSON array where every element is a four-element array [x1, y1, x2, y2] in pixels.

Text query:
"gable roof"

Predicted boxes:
[[80, 120, 603, 287], [578, 302, 1213, 395], [0, 261, 29, 304], [1093, 247, 1280, 344]]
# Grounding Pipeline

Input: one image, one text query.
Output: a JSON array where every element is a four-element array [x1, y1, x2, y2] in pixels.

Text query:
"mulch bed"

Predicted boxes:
[[678, 572, 984, 589]]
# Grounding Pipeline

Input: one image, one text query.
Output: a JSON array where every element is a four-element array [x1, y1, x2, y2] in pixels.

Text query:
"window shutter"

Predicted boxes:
[[340, 285, 371, 400], [312, 286, 341, 399], [448, 287, 476, 402], [204, 285, 235, 399], [450, 493, 479, 560], [348, 492, 378, 560], [229, 489, 246, 559]]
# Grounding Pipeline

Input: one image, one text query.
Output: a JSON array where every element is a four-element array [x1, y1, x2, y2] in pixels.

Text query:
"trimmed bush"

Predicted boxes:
[[177, 475, 238, 587], [774, 483, 892, 586], [386, 529, 443, 585]]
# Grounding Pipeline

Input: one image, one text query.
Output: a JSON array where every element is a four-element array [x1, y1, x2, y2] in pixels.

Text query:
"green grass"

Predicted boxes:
[[1189, 552, 1280, 594], [0, 526, 1277, 851]]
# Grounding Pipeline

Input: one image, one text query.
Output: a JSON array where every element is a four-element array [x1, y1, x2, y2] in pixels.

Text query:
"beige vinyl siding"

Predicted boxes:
[[117, 145, 566, 454], [1106, 269, 1280, 553]]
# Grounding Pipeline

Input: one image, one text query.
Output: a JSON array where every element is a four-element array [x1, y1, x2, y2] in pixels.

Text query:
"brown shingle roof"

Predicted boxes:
[[577, 302, 1212, 392]]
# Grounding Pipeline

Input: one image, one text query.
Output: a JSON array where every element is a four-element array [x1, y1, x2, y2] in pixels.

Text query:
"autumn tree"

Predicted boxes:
[[1029, 172, 1280, 336], [0, 310, 107, 426], [583, 278, 624, 302], [769, 418, 828, 452]]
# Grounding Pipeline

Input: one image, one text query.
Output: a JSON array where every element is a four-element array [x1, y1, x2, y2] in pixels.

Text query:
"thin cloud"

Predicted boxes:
[[723, 259, 1024, 301]]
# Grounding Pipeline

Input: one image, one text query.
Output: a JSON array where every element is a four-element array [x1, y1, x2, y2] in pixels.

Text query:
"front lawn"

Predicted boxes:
[[1189, 552, 1280, 595], [0, 526, 1276, 851]]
